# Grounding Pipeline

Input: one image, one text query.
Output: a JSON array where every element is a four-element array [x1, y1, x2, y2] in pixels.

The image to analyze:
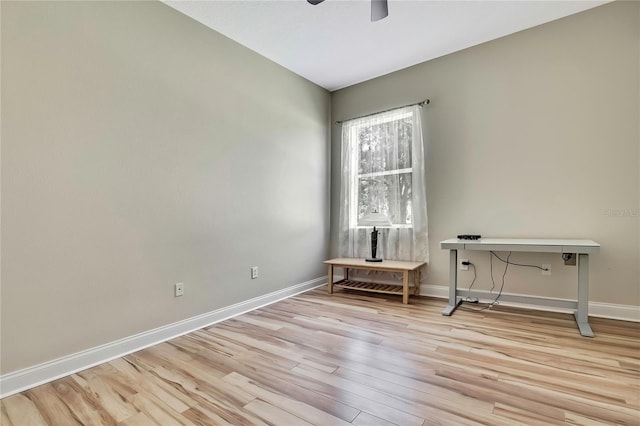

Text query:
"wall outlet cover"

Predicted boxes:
[[175, 282, 184, 297], [459, 259, 469, 271]]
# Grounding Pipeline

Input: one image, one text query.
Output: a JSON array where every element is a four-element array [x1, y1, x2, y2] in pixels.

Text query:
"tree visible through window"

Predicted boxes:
[[338, 105, 428, 262], [355, 111, 413, 227]]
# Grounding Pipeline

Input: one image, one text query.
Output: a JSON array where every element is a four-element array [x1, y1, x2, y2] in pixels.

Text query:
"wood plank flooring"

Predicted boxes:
[[2, 288, 639, 425]]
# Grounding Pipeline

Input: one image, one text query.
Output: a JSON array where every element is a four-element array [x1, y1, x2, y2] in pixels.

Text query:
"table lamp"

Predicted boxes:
[[361, 211, 391, 262]]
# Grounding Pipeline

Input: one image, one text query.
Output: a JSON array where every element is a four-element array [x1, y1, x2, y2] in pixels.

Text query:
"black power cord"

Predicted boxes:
[[462, 251, 547, 311], [487, 251, 511, 308], [462, 252, 511, 311], [462, 261, 478, 303], [490, 251, 548, 272]]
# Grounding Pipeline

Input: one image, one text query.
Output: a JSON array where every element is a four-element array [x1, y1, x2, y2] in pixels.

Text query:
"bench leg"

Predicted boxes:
[[403, 271, 409, 304], [327, 264, 333, 294]]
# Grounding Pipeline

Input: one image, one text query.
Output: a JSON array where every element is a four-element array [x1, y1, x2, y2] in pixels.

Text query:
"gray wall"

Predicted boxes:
[[331, 1, 639, 306], [1, 1, 330, 374]]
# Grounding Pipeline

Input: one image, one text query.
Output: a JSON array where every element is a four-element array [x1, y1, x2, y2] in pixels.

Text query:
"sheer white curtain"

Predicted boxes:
[[338, 105, 428, 262]]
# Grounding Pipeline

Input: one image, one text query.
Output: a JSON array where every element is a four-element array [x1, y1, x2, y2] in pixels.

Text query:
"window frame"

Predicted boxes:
[[347, 110, 414, 230]]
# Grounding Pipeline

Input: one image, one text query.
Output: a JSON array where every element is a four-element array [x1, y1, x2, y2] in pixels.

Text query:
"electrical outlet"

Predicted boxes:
[[542, 264, 551, 276], [459, 259, 469, 271], [251, 266, 259, 279], [175, 282, 184, 297]]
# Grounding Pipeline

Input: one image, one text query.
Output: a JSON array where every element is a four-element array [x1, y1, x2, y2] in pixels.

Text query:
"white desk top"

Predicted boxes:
[[440, 238, 600, 254]]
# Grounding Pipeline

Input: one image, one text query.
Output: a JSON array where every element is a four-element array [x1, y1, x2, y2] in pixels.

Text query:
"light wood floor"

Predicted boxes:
[[2, 288, 639, 425]]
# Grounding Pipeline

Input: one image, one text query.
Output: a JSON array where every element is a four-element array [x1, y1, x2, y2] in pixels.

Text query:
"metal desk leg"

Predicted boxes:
[[575, 253, 594, 337], [442, 249, 462, 315]]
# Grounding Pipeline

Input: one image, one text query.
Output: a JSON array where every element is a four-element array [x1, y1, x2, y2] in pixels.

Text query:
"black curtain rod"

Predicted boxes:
[[335, 99, 430, 125]]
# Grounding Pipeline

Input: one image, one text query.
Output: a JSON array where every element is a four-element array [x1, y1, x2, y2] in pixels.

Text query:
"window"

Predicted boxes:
[[350, 110, 414, 228], [338, 105, 428, 261]]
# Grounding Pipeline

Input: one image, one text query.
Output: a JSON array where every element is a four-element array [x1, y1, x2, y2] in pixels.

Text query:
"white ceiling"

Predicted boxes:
[[163, 0, 609, 92]]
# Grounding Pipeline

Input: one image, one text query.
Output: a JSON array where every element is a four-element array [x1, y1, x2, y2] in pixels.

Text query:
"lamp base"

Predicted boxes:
[[365, 257, 383, 262]]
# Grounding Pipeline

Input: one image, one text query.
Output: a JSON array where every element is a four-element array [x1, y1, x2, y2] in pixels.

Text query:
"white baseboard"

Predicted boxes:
[[0, 277, 326, 399], [589, 301, 640, 322], [418, 284, 449, 299], [419, 284, 640, 322]]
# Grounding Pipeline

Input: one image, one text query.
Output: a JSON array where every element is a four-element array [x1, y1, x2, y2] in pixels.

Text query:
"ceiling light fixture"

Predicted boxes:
[[307, 0, 389, 22]]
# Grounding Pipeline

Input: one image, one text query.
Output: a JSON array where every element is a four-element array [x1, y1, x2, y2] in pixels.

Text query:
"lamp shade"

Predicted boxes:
[[361, 211, 391, 227]]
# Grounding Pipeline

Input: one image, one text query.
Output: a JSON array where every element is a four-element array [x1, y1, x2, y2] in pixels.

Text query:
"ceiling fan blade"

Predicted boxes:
[[307, 0, 325, 4], [371, 0, 388, 21]]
